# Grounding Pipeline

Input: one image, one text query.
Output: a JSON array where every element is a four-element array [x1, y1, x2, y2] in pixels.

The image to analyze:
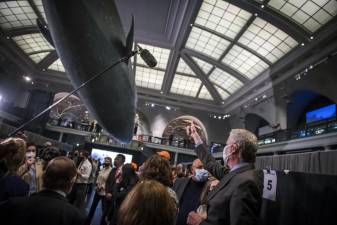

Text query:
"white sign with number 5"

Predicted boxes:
[[262, 169, 277, 201]]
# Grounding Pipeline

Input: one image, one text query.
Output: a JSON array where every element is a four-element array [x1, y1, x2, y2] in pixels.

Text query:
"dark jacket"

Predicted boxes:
[[0, 189, 85, 225], [195, 144, 263, 225], [0, 174, 29, 203]]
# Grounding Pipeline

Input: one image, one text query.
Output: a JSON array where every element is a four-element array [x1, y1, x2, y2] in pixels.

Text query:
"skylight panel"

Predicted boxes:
[[135, 66, 164, 90], [191, 57, 213, 74], [186, 26, 230, 60], [33, 0, 47, 21], [48, 58, 65, 72], [239, 17, 298, 63], [136, 44, 170, 70], [268, 0, 337, 32], [0, 1, 37, 30], [222, 45, 269, 79], [12, 33, 54, 54], [198, 85, 213, 100], [195, 0, 252, 39], [170, 74, 202, 97], [176, 58, 195, 76], [29, 51, 50, 63], [214, 85, 230, 100], [209, 68, 243, 94]]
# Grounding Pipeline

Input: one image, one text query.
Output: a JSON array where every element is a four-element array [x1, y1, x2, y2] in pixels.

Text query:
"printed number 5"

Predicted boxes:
[[267, 180, 272, 190]]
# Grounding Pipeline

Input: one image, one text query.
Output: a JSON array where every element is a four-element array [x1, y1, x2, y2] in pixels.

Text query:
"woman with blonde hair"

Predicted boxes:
[[0, 138, 29, 202], [118, 180, 177, 225]]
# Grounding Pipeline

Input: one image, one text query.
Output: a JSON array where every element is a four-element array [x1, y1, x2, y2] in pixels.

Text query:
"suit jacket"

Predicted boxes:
[[195, 145, 263, 225], [0, 190, 85, 225], [17, 160, 44, 192], [105, 167, 119, 195], [173, 177, 191, 202]]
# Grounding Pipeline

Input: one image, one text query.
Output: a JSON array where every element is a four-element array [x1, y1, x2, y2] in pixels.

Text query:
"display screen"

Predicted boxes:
[[91, 148, 133, 164], [306, 104, 336, 124]]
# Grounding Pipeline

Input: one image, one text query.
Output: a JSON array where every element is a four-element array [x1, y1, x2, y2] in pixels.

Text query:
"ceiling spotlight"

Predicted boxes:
[[301, 42, 305, 46], [85, 111, 89, 113], [244, 105, 248, 108], [23, 75, 31, 82], [166, 106, 171, 110], [254, 13, 258, 17], [254, 97, 258, 101], [151, 103, 155, 107], [213, 115, 217, 119], [295, 74, 301, 80], [262, 95, 267, 99], [309, 65, 313, 69], [218, 116, 221, 119], [260, 4, 265, 8], [160, 91, 163, 94], [310, 36, 314, 40], [0, 95, 2, 102], [42, 68, 46, 71], [31, 81, 34, 85], [221, 101, 225, 104], [76, 143, 79, 147]]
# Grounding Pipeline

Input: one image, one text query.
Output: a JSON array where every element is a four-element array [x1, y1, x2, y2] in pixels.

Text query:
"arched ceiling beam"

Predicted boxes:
[[4, 26, 40, 37], [227, 0, 309, 42], [37, 50, 58, 70], [181, 53, 222, 104], [182, 48, 249, 83], [162, 0, 203, 94]]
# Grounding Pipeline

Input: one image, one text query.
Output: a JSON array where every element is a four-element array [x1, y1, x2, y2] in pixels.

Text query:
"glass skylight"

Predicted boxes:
[[214, 85, 230, 100], [198, 85, 213, 100], [176, 58, 195, 76], [29, 51, 50, 63], [33, 0, 47, 21], [239, 17, 298, 63], [186, 26, 231, 60], [222, 45, 269, 79], [191, 57, 213, 74], [136, 44, 170, 70], [135, 66, 164, 90], [0, 1, 37, 30], [209, 68, 243, 94], [268, 0, 337, 32], [170, 74, 202, 97], [195, 0, 252, 39], [12, 33, 54, 54], [48, 58, 65, 72]]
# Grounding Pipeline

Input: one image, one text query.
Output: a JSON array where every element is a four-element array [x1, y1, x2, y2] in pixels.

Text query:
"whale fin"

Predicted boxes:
[[36, 18, 54, 47]]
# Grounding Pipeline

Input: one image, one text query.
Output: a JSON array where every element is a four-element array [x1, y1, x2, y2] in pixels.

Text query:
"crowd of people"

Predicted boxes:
[[0, 126, 263, 225]]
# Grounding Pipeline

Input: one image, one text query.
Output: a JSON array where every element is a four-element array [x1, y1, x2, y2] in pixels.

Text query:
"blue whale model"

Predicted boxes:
[[43, 0, 136, 143]]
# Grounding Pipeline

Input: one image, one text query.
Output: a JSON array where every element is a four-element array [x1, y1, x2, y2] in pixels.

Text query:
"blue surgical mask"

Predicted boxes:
[[194, 168, 209, 182]]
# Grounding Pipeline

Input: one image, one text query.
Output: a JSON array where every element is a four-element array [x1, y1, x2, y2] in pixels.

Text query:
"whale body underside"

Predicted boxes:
[[43, 0, 136, 143]]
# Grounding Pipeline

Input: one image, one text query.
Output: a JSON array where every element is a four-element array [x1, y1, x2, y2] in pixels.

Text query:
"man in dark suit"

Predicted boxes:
[[0, 156, 85, 225], [186, 126, 263, 225], [101, 154, 125, 225], [173, 159, 209, 225]]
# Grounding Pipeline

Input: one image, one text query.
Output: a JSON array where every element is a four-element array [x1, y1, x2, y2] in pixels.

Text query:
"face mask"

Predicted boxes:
[[26, 151, 36, 164], [194, 169, 209, 182], [103, 163, 111, 167]]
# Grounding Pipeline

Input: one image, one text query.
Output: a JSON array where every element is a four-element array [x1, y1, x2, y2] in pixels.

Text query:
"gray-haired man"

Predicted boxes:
[[186, 126, 262, 225]]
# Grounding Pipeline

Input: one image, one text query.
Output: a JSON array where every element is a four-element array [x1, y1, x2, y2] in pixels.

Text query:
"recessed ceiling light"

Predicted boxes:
[[166, 106, 171, 110], [151, 103, 155, 107], [254, 13, 258, 17], [160, 91, 163, 94], [310, 36, 314, 40], [301, 42, 305, 46], [261, 4, 265, 8], [23, 75, 31, 82]]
